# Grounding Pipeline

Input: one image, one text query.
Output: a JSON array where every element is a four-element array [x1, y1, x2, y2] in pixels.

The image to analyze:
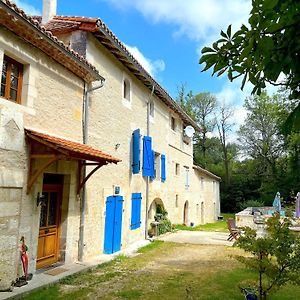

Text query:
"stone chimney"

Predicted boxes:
[[42, 0, 56, 24]]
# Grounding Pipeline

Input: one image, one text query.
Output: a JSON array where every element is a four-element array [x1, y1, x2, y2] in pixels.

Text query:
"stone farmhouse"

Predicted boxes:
[[0, 0, 220, 291]]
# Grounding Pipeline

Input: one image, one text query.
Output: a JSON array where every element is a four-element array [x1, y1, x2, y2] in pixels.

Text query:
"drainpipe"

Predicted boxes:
[[145, 85, 155, 239], [79, 79, 105, 262]]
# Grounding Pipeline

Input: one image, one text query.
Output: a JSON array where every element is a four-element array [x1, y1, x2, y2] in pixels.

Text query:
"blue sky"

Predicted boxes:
[[14, 0, 278, 129]]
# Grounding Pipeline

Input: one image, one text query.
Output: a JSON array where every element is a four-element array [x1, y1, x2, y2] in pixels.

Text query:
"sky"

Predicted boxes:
[[12, 0, 279, 132]]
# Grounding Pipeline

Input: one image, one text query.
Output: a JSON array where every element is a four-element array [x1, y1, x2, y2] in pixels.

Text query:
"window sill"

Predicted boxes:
[[0, 97, 35, 115], [122, 98, 132, 109]]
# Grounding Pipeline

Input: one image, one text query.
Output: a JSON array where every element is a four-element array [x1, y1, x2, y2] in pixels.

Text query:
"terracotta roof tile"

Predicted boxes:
[[43, 15, 199, 130], [193, 165, 221, 181], [0, 1, 102, 82], [25, 128, 121, 164]]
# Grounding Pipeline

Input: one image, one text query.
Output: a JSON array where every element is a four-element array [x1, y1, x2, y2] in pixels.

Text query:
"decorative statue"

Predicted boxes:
[[296, 192, 300, 218], [272, 192, 281, 212]]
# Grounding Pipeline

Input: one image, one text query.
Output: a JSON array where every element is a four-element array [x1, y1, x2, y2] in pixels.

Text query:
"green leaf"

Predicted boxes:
[[217, 68, 227, 77], [227, 24, 232, 38], [220, 30, 227, 38], [263, 0, 279, 10], [201, 60, 216, 72], [241, 73, 247, 90], [282, 103, 300, 134], [201, 47, 215, 54], [199, 53, 217, 64], [228, 67, 233, 81], [233, 66, 244, 73]]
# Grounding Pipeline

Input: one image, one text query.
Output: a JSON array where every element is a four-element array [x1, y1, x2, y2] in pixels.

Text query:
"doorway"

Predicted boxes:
[[183, 201, 189, 225], [36, 178, 63, 269]]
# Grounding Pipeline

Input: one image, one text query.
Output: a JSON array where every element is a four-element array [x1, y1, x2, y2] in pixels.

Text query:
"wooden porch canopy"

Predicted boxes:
[[25, 128, 121, 194]]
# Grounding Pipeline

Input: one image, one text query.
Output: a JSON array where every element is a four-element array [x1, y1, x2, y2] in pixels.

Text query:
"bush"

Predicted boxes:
[[158, 218, 172, 235]]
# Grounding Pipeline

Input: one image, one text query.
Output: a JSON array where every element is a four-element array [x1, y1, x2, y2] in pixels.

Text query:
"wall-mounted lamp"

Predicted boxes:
[[36, 192, 46, 207], [115, 143, 120, 150]]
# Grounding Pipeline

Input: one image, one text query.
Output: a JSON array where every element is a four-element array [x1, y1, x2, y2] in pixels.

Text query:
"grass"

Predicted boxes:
[[22, 240, 300, 300], [174, 213, 234, 232]]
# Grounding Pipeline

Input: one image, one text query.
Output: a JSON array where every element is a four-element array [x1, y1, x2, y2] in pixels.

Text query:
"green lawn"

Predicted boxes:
[[174, 213, 234, 232], [22, 240, 300, 300]]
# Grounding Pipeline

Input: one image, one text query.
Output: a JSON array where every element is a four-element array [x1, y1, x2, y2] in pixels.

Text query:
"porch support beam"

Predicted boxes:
[[77, 163, 104, 194], [27, 155, 62, 194]]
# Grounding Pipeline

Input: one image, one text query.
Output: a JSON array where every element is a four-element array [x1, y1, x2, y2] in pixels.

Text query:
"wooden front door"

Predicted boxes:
[[37, 184, 62, 269]]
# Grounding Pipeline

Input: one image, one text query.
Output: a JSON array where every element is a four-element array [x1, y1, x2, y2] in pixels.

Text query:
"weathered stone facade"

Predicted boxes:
[[0, 0, 221, 291]]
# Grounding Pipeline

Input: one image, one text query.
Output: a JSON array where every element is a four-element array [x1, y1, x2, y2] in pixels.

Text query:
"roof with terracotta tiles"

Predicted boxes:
[[25, 128, 121, 164], [193, 164, 221, 181], [0, 0, 103, 82], [34, 15, 200, 131]]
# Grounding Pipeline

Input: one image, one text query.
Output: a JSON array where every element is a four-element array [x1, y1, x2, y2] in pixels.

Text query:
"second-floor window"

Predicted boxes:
[[1, 55, 23, 104], [184, 166, 189, 189], [123, 78, 131, 101], [175, 163, 180, 175], [171, 116, 176, 131]]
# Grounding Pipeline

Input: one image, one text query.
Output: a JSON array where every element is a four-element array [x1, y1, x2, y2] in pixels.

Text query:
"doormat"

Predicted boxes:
[[44, 267, 69, 276]]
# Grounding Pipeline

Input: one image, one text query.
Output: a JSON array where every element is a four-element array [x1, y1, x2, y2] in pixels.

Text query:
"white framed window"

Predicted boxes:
[[184, 166, 189, 189], [201, 177, 204, 190], [122, 74, 132, 109], [123, 78, 130, 101], [175, 163, 180, 175], [154, 152, 161, 180], [171, 116, 176, 131]]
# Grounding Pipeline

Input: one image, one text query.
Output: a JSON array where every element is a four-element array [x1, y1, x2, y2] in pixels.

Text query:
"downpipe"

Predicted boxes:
[[145, 85, 155, 240], [78, 79, 105, 262]]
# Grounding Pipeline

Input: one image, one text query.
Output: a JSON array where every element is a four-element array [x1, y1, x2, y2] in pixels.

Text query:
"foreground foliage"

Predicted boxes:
[[235, 214, 300, 299], [23, 241, 300, 300], [200, 0, 300, 132]]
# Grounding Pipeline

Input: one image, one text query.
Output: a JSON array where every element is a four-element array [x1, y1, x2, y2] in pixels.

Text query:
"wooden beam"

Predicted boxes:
[[27, 155, 61, 194], [30, 154, 61, 159], [77, 163, 105, 194]]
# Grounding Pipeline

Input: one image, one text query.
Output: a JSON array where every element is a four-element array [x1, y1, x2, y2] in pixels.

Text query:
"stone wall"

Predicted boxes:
[[0, 27, 84, 288]]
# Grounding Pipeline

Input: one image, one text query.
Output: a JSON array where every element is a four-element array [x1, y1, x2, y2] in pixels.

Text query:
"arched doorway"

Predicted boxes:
[[148, 198, 165, 222], [148, 198, 166, 236], [183, 201, 189, 225]]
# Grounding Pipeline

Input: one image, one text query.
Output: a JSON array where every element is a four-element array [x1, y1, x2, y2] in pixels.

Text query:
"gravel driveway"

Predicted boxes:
[[158, 230, 233, 246]]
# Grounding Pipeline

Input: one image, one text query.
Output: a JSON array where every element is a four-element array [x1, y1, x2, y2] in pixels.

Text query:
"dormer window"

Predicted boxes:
[[123, 78, 131, 101], [1, 55, 23, 104]]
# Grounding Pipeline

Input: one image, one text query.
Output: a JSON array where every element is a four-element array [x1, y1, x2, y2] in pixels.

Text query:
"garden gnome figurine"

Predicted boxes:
[[296, 192, 300, 218], [272, 192, 281, 212]]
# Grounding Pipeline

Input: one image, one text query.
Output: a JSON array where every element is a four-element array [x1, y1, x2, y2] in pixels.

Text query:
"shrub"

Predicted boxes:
[[239, 199, 265, 210]]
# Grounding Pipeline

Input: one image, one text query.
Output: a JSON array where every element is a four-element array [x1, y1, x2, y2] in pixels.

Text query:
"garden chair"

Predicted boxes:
[[227, 218, 241, 241]]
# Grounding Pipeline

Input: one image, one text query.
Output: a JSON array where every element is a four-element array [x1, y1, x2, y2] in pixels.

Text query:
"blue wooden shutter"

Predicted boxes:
[[161, 154, 166, 182], [132, 129, 140, 174], [143, 136, 154, 177], [131, 193, 142, 230], [113, 196, 124, 253]]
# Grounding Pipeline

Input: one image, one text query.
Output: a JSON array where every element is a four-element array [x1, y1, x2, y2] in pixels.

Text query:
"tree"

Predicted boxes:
[[190, 93, 217, 164], [238, 92, 286, 196], [215, 102, 235, 185], [235, 213, 300, 300], [200, 0, 300, 132], [175, 83, 196, 120]]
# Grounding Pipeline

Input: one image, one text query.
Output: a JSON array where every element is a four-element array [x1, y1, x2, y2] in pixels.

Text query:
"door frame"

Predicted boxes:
[[36, 183, 63, 269]]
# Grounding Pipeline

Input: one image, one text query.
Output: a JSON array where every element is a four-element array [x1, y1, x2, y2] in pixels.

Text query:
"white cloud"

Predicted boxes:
[[102, 0, 251, 44], [124, 44, 165, 77], [13, 0, 41, 15]]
